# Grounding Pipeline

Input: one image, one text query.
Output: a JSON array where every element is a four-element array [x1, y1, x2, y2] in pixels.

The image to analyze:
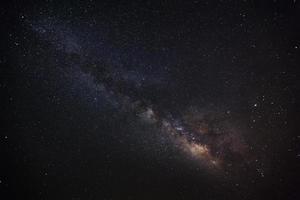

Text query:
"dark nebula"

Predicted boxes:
[[1, 0, 299, 199]]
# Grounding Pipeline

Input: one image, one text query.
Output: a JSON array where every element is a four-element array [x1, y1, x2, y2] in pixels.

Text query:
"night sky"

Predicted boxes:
[[1, 0, 299, 199]]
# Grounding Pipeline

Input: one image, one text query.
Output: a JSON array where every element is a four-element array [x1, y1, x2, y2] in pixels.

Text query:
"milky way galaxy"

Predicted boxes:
[[3, 1, 299, 199], [26, 17, 254, 173]]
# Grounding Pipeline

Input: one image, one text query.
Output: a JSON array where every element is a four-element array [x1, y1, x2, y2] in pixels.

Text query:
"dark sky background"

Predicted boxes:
[[1, 0, 299, 199]]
